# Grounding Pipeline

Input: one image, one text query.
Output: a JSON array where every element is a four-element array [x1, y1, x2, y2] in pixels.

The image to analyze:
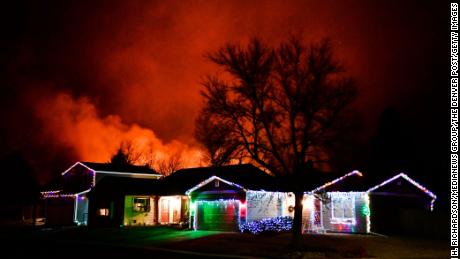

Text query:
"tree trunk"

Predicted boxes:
[[291, 191, 304, 246], [32, 203, 37, 227]]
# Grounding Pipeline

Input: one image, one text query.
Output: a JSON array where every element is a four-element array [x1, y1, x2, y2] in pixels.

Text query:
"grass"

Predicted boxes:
[[0, 226, 448, 258]]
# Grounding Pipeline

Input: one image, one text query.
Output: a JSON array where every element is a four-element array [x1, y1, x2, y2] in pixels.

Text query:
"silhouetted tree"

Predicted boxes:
[[196, 37, 357, 244], [110, 148, 131, 166], [368, 107, 415, 176], [110, 141, 149, 167], [156, 152, 183, 176], [195, 111, 241, 166]]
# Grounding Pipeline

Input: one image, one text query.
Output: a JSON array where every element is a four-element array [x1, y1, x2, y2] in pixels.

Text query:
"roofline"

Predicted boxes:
[[61, 161, 162, 178], [185, 175, 247, 195], [366, 172, 437, 211], [310, 170, 363, 193], [173, 163, 260, 173], [62, 162, 95, 175], [95, 170, 162, 179]]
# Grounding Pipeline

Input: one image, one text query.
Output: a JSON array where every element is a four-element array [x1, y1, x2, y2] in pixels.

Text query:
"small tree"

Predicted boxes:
[[196, 37, 357, 244]]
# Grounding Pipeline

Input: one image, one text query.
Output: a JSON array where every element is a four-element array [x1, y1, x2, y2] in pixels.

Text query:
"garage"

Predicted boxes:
[[196, 200, 240, 231]]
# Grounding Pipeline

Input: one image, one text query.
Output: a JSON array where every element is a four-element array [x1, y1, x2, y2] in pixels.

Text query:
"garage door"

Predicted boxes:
[[196, 200, 239, 231]]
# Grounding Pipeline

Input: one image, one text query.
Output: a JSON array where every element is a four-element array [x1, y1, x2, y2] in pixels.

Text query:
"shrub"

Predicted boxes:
[[239, 216, 293, 234]]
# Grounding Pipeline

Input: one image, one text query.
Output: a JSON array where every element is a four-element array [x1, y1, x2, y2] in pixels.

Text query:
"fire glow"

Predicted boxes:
[[35, 93, 204, 170]]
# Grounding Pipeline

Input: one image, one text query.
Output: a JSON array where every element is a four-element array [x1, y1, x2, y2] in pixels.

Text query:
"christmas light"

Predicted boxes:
[[303, 195, 315, 211], [311, 170, 363, 192], [41, 190, 62, 195], [239, 216, 293, 234], [61, 161, 162, 189], [185, 176, 247, 195], [366, 173, 437, 211], [42, 193, 76, 198], [61, 162, 94, 175], [364, 194, 371, 233]]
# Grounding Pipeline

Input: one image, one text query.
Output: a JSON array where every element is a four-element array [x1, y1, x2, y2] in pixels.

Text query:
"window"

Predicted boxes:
[[133, 198, 150, 212], [98, 208, 109, 216], [331, 195, 355, 225]]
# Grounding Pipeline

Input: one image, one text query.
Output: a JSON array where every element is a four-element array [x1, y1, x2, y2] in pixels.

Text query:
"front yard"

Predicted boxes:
[[0, 226, 447, 258]]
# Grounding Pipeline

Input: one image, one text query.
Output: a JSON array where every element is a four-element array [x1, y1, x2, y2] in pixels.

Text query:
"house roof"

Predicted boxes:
[[310, 170, 366, 192], [42, 161, 161, 194], [156, 164, 277, 195], [80, 161, 160, 175]]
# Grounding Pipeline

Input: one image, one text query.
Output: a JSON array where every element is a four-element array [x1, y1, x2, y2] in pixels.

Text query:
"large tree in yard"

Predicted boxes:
[[196, 37, 357, 244]]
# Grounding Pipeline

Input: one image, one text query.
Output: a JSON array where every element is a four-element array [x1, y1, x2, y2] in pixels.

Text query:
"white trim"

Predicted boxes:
[[62, 162, 95, 175], [185, 176, 247, 195], [75, 189, 91, 196], [311, 170, 363, 193], [95, 170, 162, 179], [62, 162, 162, 179], [366, 172, 437, 211]]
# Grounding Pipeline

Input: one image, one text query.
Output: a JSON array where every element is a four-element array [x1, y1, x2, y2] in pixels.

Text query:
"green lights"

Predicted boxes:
[[361, 203, 370, 216]]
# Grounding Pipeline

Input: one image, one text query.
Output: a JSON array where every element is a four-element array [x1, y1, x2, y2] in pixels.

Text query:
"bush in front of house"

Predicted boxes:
[[239, 216, 293, 234]]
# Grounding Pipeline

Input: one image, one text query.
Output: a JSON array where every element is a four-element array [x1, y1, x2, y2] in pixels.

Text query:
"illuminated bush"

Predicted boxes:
[[239, 216, 293, 234]]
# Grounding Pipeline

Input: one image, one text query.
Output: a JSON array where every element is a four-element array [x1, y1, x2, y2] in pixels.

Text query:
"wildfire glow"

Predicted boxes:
[[35, 93, 204, 170]]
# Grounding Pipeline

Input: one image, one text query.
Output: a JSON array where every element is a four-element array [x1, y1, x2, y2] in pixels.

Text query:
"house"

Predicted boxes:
[[302, 170, 370, 234], [155, 164, 285, 230], [41, 162, 437, 236], [301, 171, 437, 234], [365, 173, 438, 236], [41, 162, 162, 226]]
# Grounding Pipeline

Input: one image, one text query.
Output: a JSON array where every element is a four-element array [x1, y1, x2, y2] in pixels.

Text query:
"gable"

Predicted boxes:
[[367, 173, 437, 210], [61, 163, 95, 193], [186, 176, 246, 195]]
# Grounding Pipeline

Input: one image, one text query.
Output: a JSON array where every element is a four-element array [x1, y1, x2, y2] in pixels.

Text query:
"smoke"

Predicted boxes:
[[0, 0, 446, 183], [34, 92, 203, 169]]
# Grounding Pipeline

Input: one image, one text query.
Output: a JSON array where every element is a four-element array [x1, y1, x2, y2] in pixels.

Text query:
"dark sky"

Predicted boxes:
[[0, 0, 450, 203]]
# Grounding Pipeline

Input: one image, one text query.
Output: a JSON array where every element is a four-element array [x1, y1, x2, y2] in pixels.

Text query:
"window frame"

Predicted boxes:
[[330, 194, 356, 225], [133, 197, 151, 212]]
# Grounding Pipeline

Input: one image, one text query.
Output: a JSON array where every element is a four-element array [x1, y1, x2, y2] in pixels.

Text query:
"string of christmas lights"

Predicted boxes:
[[366, 173, 437, 211], [311, 170, 363, 193], [185, 176, 247, 195], [42, 193, 76, 198], [40, 190, 62, 195]]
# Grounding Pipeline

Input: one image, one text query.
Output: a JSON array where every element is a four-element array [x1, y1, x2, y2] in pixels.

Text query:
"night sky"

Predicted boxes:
[[0, 0, 450, 207]]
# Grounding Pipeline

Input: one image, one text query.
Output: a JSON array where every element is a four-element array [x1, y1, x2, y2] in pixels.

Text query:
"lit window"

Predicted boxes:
[[331, 195, 355, 225], [98, 208, 109, 216], [133, 198, 150, 212]]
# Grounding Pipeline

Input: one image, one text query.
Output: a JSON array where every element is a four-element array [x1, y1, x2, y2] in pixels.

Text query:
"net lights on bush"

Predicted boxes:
[[366, 173, 437, 211], [239, 216, 293, 234]]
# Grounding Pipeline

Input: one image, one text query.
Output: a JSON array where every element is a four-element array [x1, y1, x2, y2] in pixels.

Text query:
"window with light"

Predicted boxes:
[[133, 198, 150, 212], [331, 195, 355, 225]]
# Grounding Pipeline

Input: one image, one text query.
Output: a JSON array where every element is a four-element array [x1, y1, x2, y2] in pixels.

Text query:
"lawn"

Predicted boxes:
[[0, 226, 448, 258]]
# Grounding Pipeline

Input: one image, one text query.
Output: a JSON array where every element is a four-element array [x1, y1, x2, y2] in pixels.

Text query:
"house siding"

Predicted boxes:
[[246, 191, 295, 222]]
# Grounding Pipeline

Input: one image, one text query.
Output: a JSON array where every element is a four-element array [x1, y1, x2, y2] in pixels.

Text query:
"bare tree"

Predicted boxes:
[[197, 37, 357, 244], [195, 111, 241, 166], [110, 141, 144, 166], [155, 152, 183, 176]]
